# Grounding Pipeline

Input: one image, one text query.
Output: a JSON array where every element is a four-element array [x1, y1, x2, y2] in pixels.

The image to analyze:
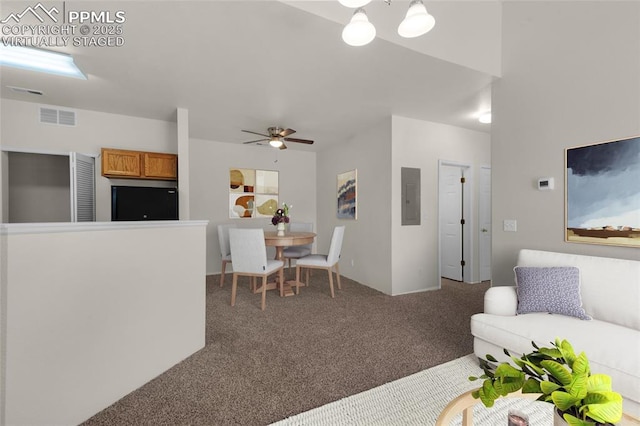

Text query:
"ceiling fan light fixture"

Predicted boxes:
[[269, 137, 283, 148], [338, 0, 371, 8], [398, 0, 435, 38], [342, 8, 376, 47]]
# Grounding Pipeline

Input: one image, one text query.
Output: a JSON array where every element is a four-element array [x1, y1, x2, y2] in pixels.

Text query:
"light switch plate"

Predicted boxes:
[[503, 220, 517, 232]]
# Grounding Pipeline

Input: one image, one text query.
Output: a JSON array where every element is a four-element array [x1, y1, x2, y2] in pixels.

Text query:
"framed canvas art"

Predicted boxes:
[[337, 169, 357, 220], [565, 135, 640, 247], [229, 168, 279, 218]]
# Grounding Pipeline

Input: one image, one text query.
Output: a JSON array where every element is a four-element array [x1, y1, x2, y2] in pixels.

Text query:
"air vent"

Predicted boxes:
[[40, 107, 58, 124], [58, 110, 76, 126], [8, 86, 43, 96], [39, 106, 76, 126]]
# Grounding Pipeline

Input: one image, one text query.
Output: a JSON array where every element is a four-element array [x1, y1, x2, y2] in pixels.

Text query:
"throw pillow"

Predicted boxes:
[[514, 266, 591, 320]]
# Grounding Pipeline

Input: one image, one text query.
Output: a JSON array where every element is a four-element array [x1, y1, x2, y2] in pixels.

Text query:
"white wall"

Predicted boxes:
[[391, 116, 491, 294], [188, 138, 317, 275], [317, 119, 393, 294], [0, 221, 207, 426], [7, 152, 70, 223], [0, 99, 177, 221], [492, 2, 640, 286]]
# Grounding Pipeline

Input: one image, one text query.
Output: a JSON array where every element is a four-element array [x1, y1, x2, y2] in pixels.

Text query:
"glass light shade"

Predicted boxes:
[[342, 8, 376, 47], [0, 45, 86, 79], [269, 137, 283, 148], [338, 0, 371, 7], [398, 0, 435, 38], [479, 112, 492, 124]]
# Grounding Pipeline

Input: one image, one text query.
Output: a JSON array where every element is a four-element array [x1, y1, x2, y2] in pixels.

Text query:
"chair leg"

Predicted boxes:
[[327, 267, 335, 298], [261, 276, 267, 311], [335, 263, 342, 290], [231, 273, 238, 306], [251, 276, 257, 293], [296, 266, 301, 293], [306, 268, 310, 286], [220, 260, 228, 287]]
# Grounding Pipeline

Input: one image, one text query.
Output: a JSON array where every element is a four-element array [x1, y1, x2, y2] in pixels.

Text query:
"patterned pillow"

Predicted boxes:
[[514, 266, 591, 320]]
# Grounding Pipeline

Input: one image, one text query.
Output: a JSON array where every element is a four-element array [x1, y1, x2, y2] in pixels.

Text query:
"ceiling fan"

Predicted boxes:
[[241, 127, 314, 150]]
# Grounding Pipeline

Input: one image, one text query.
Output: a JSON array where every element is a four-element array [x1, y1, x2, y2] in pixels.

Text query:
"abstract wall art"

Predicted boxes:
[[229, 168, 278, 219], [565, 135, 640, 247], [337, 169, 357, 220]]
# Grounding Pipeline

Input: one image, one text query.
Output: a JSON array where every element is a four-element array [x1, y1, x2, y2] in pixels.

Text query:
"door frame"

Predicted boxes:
[[478, 165, 492, 282], [438, 160, 474, 287]]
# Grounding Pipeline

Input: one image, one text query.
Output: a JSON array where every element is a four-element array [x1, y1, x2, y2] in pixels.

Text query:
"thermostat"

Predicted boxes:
[[537, 177, 554, 190]]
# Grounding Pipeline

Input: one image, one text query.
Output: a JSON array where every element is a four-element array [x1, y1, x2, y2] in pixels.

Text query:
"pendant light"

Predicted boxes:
[[342, 8, 376, 47], [397, 0, 435, 38]]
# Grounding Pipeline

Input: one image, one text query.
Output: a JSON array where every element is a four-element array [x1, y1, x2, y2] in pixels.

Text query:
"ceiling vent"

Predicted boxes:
[[39, 106, 76, 126], [8, 86, 43, 96]]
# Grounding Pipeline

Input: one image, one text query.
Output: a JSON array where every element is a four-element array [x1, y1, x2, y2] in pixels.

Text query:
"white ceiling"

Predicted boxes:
[[0, 1, 500, 152]]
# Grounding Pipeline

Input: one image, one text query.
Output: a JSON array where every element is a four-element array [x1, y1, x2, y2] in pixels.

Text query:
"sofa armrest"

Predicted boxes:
[[484, 286, 518, 316]]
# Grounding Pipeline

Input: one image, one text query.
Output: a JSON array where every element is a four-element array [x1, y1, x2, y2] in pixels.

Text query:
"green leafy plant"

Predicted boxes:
[[469, 338, 623, 426]]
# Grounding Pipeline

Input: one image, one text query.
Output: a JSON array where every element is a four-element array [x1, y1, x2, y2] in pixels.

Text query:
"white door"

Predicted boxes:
[[69, 152, 96, 222], [439, 164, 463, 281], [479, 166, 492, 282]]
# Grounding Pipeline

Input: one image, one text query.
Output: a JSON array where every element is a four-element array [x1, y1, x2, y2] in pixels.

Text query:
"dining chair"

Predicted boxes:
[[217, 223, 237, 288], [282, 222, 314, 272], [295, 225, 345, 298], [229, 228, 285, 310]]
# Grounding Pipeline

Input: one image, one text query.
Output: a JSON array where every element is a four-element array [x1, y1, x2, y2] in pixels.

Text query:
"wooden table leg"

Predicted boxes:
[[267, 246, 295, 297]]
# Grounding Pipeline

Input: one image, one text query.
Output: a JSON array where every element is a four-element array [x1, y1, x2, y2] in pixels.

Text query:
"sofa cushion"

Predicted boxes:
[[514, 266, 591, 320], [516, 250, 640, 330]]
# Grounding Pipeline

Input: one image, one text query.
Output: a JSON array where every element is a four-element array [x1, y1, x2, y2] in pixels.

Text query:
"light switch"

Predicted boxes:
[[503, 220, 517, 232]]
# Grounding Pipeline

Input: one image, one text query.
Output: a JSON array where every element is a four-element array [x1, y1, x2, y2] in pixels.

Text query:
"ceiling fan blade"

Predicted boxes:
[[242, 130, 270, 137], [279, 143, 287, 150], [278, 128, 296, 137], [243, 138, 268, 144], [284, 137, 314, 144]]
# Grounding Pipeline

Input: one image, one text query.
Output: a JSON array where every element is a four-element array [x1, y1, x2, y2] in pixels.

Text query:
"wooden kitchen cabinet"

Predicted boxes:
[[101, 148, 177, 181], [143, 152, 178, 180]]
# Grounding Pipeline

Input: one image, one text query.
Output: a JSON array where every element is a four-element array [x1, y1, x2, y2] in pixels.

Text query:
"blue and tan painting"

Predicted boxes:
[[566, 136, 639, 246], [337, 170, 357, 220]]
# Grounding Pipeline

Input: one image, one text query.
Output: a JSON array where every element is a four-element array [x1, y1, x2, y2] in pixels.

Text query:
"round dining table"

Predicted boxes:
[[263, 231, 316, 296]]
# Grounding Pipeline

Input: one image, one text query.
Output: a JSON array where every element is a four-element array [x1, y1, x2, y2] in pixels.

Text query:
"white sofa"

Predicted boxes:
[[470, 249, 640, 418]]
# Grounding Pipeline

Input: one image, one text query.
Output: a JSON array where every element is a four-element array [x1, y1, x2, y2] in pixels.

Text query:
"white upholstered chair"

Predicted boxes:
[[282, 222, 314, 272], [229, 228, 284, 310], [217, 223, 237, 287], [295, 225, 345, 298]]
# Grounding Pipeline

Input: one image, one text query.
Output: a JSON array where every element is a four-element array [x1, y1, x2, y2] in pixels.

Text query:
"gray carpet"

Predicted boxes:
[[82, 273, 489, 426]]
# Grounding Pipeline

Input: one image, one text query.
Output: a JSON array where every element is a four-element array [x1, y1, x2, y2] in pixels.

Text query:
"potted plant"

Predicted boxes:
[[469, 338, 623, 426]]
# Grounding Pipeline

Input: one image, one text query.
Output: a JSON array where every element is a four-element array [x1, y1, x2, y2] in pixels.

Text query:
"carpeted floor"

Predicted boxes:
[[82, 273, 489, 426]]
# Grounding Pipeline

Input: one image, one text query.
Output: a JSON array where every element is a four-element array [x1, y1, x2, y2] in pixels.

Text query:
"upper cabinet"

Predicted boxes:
[[101, 148, 177, 181]]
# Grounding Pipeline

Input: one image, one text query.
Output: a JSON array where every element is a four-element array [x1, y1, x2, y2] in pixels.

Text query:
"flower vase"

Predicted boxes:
[[277, 222, 285, 236]]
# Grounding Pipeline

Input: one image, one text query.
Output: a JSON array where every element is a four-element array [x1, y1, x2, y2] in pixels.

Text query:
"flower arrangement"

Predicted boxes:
[[271, 203, 291, 226], [469, 338, 623, 426]]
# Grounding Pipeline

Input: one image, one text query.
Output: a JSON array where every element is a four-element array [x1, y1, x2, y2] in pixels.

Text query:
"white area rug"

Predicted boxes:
[[271, 354, 553, 425]]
